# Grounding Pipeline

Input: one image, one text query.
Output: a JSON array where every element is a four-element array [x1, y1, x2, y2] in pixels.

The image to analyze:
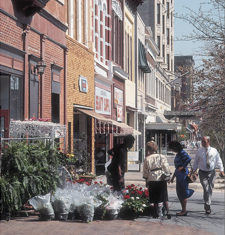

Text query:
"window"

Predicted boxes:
[[162, 15, 165, 34], [167, 54, 170, 70], [167, 2, 169, 19], [129, 35, 132, 79], [157, 4, 160, 24], [0, 74, 23, 120], [157, 36, 160, 55], [162, 45, 165, 62], [156, 77, 158, 99], [51, 64, 62, 123], [171, 36, 173, 51], [52, 93, 60, 123], [167, 28, 169, 44]]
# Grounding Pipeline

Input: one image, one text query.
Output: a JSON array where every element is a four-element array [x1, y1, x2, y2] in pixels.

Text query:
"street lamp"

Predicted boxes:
[[35, 58, 46, 75]]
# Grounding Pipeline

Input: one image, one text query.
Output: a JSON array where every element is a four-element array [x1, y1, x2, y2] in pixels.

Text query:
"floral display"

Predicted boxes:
[[119, 184, 149, 219], [29, 181, 149, 222], [28, 194, 55, 221]]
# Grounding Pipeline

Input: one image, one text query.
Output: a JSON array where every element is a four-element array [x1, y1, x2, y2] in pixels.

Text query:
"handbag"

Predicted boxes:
[[160, 173, 170, 182], [186, 162, 198, 183], [159, 155, 170, 182]]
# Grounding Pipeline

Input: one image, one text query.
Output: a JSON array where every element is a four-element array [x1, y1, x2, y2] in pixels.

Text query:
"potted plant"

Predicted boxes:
[[119, 184, 149, 220]]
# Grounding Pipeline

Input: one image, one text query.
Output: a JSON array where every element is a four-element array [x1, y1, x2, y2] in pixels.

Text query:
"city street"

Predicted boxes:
[[1, 148, 224, 235]]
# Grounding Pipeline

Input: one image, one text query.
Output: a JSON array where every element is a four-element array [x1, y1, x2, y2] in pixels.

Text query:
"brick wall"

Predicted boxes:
[[66, 35, 95, 170], [0, 13, 23, 51]]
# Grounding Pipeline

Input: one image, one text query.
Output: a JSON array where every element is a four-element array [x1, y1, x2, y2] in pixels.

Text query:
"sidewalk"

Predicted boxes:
[[0, 215, 216, 235], [1, 156, 224, 235]]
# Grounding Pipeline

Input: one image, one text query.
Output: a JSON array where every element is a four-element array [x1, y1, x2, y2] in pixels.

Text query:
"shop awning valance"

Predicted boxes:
[[76, 108, 111, 123], [76, 108, 141, 136], [139, 39, 151, 73]]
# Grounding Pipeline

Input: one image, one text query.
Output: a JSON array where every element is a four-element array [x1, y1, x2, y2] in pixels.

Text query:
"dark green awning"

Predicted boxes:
[[138, 39, 151, 73]]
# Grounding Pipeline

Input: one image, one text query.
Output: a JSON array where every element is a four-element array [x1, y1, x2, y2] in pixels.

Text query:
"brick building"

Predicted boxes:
[[65, 0, 95, 173], [0, 0, 67, 143]]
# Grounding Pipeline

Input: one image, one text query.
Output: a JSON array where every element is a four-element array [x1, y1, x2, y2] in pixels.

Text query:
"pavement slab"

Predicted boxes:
[[0, 216, 216, 235]]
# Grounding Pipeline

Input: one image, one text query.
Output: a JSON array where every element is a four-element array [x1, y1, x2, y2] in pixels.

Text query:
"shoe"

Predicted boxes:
[[206, 209, 211, 214], [176, 212, 187, 216], [166, 213, 171, 219], [153, 213, 159, 219]]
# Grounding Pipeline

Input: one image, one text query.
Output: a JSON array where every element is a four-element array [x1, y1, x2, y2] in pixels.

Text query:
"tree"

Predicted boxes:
[[175, 0, 225, 164]]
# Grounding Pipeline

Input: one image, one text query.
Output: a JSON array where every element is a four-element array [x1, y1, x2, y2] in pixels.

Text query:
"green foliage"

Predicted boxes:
[[0, 141, 62, 216]]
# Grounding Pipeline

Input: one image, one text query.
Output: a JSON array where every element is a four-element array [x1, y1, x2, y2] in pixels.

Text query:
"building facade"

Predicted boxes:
[[138, 0, 181, 154], [65, 0, 96, 172], [0, 0, 67, 142]]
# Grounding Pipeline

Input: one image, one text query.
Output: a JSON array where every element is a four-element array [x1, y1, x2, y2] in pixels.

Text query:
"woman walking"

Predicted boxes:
[[168, 140, 194, 216], [143, 141, 171, 219]]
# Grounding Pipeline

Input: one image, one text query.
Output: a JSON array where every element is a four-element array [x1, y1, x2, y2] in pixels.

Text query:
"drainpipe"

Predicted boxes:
[[23, 24, 30, 120], [64, 48, 68, 151], [40, 34, 46, 118], [135, 13, 138, 152]]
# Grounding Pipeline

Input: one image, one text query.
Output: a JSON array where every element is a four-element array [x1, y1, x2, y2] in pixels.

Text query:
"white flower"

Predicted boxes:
[[131, 197, 134, 200], [143, 204, 147, 207], [136, 197, 139, 200]]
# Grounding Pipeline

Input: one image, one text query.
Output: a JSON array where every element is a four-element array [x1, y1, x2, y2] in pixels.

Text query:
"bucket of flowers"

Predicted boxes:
[[119, 184, 149, 220]]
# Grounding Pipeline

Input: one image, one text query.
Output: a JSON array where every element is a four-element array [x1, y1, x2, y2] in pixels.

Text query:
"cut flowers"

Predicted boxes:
[[120, 184, 149, 218]]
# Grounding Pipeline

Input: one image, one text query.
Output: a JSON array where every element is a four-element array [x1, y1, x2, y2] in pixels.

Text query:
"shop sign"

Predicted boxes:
[[114, 87, 123, 106], [117, 105, 123, 122], [128, 151, 139, 162], [79, 75, 88, 93], [95, 87, 111, 115]]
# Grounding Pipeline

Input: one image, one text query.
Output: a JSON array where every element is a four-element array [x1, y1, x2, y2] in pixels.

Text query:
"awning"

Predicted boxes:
[[76, 108, 141, 135], [156, 113, 168, 123], [146, 122, 182, 132], [139, 39, 151, 73], [186, 127, 193, 133], [76, 108, 111, 123], [109, 120, 141, 136]]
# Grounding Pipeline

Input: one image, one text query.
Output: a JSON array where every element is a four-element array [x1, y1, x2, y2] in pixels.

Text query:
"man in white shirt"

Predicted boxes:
[[193, 136, 225, 214]]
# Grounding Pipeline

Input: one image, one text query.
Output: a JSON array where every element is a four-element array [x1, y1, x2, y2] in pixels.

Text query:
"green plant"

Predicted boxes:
[[0, 141, 62, 216]]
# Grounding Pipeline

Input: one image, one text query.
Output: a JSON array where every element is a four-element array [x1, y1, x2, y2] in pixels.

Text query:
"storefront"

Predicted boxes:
[[146, 121, 182, 154]]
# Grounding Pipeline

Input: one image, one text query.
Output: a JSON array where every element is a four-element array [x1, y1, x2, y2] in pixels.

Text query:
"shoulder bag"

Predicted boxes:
[[159, 155, 170, 182], [186, 162, 198, 183]]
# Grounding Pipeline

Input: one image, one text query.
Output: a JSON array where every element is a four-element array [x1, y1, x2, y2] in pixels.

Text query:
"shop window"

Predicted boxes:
[[0, 74, 23, 121]]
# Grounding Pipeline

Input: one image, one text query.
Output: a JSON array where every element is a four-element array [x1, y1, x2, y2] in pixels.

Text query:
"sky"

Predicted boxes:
[[174, 0, 213, 67]]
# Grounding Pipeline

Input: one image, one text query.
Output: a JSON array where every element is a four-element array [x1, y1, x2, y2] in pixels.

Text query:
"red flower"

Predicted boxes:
[[124, 195, 130, 199], [57, 147, 61, 150], [99, 181, 103, 184], [131, 184, 135, 187], [131, 191, 135, 194], [110, 186, 114, 189], [4, 146, 8, 148], [94, 181, 98, 184]]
